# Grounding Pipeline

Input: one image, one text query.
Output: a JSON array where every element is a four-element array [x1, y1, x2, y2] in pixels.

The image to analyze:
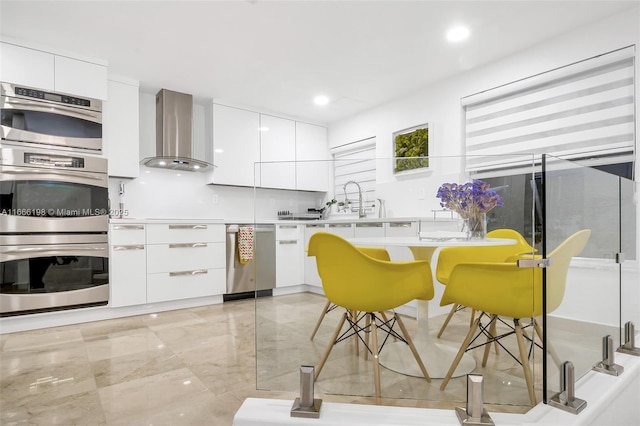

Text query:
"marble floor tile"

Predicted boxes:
[[97, 367, 208, 423], [1, 389, 106, 426], [90, 346, 185, 388], [0, 292, 555, 425], [2, 328, 84, 352], [84, 329, 166, 362]]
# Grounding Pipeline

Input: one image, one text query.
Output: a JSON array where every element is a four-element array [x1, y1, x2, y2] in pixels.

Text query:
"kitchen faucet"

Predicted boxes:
[[343, 180, 366, 219]]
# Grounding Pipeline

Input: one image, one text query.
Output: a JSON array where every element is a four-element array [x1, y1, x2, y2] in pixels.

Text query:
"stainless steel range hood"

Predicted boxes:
[[141, 88, 214, 172]]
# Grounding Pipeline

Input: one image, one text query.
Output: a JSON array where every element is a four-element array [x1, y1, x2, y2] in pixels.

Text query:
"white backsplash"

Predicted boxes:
[[108, 166, 323, 222]]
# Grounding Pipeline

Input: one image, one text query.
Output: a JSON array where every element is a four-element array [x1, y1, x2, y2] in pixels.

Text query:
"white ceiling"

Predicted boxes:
[[1, 1, 637, 124]]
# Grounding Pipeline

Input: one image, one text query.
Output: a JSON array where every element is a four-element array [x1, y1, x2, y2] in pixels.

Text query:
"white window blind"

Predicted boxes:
[[463, 46, 636, 174], [331, 137, 376, 210]]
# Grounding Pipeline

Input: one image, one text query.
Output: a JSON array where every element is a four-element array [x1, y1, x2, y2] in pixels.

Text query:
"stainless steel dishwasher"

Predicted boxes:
[[224, 224, 275, 301]]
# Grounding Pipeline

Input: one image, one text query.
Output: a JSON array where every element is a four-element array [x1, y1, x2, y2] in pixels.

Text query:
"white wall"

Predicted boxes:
[[108, 92, 321, 222], [329, 8, 640, 217], [328, 8, 640, 327]]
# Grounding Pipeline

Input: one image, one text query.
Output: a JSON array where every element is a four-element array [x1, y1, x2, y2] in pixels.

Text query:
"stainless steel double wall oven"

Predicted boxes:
[[1, 82, 108, 316]]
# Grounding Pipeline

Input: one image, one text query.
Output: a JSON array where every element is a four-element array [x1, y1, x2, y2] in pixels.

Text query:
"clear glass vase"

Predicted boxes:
[[462, 213, 487, 240]]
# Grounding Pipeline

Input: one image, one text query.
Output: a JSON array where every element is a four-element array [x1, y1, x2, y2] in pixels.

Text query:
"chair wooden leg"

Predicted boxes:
[[364, 313, 371, 361], [315, 312, 347, 381], [395, 314, 431, 382], [514, 319, 537, 406], [469, 308, 476, 328], [350, 309, 360, 357], [482, 315, 498, 367], [370, 313, 382, 403], [310, 300, 332, 341], [437, 304, 458, 338], [493, 317, 500, 355], [441, 316, 481, 391], [533, 319, 562, 367]]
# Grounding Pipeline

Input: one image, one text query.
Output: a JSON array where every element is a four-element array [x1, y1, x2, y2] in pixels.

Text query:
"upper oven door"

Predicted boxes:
[[0, 155, 108, 234], [1, 83, 102, 153]]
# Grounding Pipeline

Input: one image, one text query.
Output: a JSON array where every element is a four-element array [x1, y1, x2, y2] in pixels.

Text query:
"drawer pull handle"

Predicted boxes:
[[306, 224, 324, 228], [278, 240, 298, 245], [168, 243, 208, 249], [113, 245, 144, 251], [169, 269, 208, 277], [328, 224, 351, 228], [278, 225, 298, 229], [356, 223, 382, 228], [389, 222, 412, 228], [112, 225, 144, 230], [168, 224, 208, 230]]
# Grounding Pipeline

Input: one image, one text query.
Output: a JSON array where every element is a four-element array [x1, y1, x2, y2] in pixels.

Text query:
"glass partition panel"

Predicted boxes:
[[541, 154, 622, 403], [254, 155, 539, 410], [620, 176, 639, 349]]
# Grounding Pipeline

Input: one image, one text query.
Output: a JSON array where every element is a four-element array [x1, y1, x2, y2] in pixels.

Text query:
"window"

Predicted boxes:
[[330, 137, 376, 213], [463, 46, 635, 178]]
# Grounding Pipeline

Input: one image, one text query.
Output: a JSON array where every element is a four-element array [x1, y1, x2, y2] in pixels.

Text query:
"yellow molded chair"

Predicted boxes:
[[308, 231, 434, 402], [435, 229, 536, 338], [439, 229, 590, 406], [309, 246, 391, 341]]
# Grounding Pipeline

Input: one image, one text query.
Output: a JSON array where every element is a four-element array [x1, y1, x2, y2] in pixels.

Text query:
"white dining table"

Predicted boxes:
[[348, 235, 517, 379]]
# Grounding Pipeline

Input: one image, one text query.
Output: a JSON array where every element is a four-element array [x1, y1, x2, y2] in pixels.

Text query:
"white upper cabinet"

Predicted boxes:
[[212, 104, 260, 187], [54, 55, 107, 100], [260, 114, 296, 190], [210, 103, 328, 190], [0, 42, 54, 89], [0, 42, 107, 99], [104, 77, 140, 178], [296, 122, 329, 191]]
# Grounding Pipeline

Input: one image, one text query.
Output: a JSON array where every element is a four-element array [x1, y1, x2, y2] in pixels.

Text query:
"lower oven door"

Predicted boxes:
[[0, 235, 109, 315], [0, 161, 109, 234]]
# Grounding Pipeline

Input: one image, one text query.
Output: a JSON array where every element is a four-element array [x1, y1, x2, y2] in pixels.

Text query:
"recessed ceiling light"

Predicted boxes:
[[259, 126, 269, 132], [446, 25, 470, 43], [313, 95, 329, 106], [193, 164, 200, 170], [158, 161, 166, 166], [214, 149, 224, 154]]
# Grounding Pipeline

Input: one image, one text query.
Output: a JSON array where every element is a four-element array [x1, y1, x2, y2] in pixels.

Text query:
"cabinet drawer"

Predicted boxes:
[[276, 224, 302, 240], [354, 222, 384, 238], [147, 268, 225, 303], [385, 221, 418, 237], [327, 223, 354, 238], [110, 224, 145, 245], [146, 242, 224, 273], [146, 224, 224, 244]]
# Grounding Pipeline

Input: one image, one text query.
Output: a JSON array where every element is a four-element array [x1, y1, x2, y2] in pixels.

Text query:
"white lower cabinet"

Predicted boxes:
[[275, 224, 304, 288], [354, 222, 384, 238], [385, 221, 418, 237], [146, 223, 225, 303], [147, 269, 225, 304], [109, 222, 225, 307], [303, 224, 325, 288], [109, 224, 146, 307]]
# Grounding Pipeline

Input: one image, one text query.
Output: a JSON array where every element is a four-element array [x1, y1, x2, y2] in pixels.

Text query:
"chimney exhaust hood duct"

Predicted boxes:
[[141, 88, 214, 172]]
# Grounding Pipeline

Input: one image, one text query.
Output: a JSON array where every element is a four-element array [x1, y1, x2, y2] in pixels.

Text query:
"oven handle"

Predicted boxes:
[[3, 97, 102, 123], [1, 168, 107, 183]]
